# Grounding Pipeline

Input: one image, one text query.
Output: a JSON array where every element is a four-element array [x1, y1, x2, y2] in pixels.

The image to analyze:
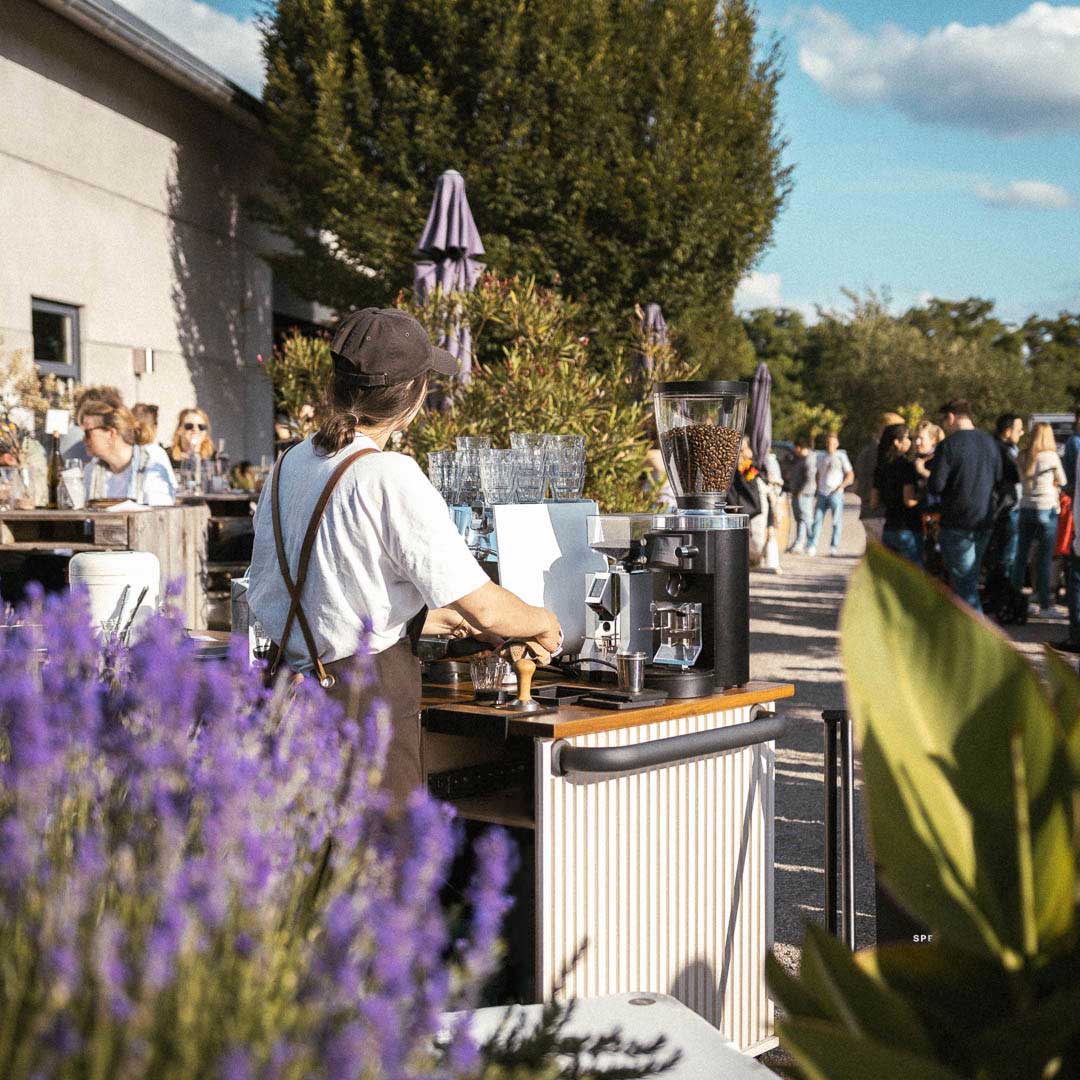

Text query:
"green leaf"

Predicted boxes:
[[1042, 646, 1080, 774], [795, 925, 934, 1054], [765, 951, 830, 1023], [840, 545, 1062, 959], [1032, 802, 1076, 944], [778, 1018, 964, 1080], [856, 942, 1012, 1036], [960, 986, 1080, 1080]]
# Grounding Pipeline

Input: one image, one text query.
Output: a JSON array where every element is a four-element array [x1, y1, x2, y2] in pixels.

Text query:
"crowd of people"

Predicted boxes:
[[0, 386, 251, 508], [828, 400, 1080, 653]]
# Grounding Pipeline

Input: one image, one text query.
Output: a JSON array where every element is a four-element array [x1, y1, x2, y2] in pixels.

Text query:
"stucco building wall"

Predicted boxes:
[[0, 0, 275, 459]]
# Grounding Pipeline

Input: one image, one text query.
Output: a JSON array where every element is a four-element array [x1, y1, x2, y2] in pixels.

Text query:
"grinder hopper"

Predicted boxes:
[[654, 381, 750, 511]]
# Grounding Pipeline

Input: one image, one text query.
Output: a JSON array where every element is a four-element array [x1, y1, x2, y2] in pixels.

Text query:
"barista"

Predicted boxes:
[[247, 308, 561, 803]]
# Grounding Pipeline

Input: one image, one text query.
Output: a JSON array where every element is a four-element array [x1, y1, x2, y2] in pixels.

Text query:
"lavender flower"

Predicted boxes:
[[0, 587, 514, 1079]]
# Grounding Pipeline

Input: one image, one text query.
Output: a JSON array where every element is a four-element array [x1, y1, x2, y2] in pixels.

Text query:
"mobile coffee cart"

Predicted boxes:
[[422, 679, 791, 1055]]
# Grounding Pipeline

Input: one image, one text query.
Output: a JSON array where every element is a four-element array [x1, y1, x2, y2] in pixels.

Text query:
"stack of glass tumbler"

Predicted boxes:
[[426, 433, 586, 505]]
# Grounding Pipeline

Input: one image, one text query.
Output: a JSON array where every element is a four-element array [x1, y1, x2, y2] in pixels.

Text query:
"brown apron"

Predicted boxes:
[[268, 444, 427, 804]]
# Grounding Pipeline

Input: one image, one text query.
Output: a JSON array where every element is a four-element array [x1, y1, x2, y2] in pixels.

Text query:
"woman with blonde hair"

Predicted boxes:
[[81, 401, 175, 505], [169, 407, 215, 467], [1012, 422, 1066, 612]]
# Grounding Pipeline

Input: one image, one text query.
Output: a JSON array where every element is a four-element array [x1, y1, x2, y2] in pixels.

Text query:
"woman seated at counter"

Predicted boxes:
[[81, 401, 176, 505], [248, 308, 562, 804], [169, 407, 216, 469]]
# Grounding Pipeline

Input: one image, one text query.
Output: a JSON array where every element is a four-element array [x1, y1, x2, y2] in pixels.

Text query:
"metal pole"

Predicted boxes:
[[839, 711, 856, 948], [821, 711, 839, 938]]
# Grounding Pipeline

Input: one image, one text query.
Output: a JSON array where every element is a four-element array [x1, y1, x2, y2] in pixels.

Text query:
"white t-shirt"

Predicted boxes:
[[84, 444, 176, 505], [817, 449, 853, 496], [247, 434, 489, 670]]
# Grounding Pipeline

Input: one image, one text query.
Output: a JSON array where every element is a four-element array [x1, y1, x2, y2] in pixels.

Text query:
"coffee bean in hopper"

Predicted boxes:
[[660, 424, 742, 494]]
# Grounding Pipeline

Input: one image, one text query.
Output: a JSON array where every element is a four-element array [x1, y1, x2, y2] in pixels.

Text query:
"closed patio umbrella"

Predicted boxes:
[[634, 302, 669, 379], [413, 169, 485, 384], [748, 361, 773, 473]]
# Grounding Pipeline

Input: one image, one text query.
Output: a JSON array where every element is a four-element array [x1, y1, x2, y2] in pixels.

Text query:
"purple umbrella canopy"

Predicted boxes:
[[413, 169, 485, 383], [748, 361, 773, 473], [634, 302, 669, 378]]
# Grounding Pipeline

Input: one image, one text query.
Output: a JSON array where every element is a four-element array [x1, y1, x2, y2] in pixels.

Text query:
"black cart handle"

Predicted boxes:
[[551, 705, 786, 778]]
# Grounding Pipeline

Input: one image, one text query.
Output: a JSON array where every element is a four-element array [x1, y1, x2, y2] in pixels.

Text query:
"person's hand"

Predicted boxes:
[[506, 640, 553, 668], [535, 615, 563, 658]]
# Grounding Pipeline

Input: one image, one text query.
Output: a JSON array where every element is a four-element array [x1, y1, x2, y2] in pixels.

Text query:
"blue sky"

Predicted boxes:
[[119, 0, 1080, 325]]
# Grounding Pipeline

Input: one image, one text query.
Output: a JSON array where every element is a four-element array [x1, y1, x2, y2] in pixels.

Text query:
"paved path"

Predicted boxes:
[[750, 498, 1070, 972]]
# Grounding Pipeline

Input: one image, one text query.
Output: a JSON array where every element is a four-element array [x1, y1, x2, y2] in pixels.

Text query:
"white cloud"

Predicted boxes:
[[974, 179, 1076, 209], [117, 0, 265, 96], [796, 3, 1080, 136], [734, 271, 784, 311]]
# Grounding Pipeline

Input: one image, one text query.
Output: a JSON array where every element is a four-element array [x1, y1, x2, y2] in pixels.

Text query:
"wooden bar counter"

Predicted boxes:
[[0, 506, 209, 629], [421, 678, 793, 1056]]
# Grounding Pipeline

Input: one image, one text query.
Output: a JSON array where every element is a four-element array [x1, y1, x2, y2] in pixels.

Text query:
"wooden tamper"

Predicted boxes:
[[505, 641, 544, 712]]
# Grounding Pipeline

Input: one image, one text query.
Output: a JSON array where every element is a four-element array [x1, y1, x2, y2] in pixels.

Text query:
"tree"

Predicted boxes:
[[1022, 312, 1080, 411], [738, 307, 812, 439], [795, 292, 1032, 447], [259, 0, 791, 357]]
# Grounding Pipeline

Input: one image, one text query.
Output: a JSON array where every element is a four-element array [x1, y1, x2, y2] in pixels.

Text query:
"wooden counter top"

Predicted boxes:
[[421, 679, 794, 739]]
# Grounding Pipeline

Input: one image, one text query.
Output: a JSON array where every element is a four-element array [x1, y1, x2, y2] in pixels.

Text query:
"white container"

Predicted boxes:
[[68, 551, 160, 637]]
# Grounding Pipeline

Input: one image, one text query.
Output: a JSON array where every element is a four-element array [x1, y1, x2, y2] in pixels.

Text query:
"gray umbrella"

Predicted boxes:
[[413, 169, 485, 383], [634, 302, 669, 379], [748, 361, 773, 473]]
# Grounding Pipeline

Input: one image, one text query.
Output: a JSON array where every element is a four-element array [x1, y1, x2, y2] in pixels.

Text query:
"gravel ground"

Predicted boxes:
[[752, 497, 1072, 1071]]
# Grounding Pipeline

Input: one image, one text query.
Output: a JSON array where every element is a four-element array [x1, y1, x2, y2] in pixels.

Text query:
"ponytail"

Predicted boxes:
[[312, 373, 428, 456]]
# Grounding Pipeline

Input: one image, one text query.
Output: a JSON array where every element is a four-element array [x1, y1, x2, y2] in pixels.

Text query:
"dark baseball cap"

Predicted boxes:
[[329, 308, 458, 386]]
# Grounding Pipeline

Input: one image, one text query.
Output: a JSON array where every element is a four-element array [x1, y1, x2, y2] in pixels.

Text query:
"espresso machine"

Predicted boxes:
[[584, 381, 751, 698]]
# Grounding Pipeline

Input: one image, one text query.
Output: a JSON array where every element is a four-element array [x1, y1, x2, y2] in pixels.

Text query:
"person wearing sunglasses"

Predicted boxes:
[[169, 408, 216, 469], [82, 401, 175, 506]]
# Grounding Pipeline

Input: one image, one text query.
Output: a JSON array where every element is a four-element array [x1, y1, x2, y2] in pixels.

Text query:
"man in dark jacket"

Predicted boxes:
[[928, 399, 1003, 612], [985, 413, 1023, 588]]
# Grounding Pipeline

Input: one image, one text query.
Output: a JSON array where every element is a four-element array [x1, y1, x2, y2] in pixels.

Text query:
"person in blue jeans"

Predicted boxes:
[[928, 399, 1003, 612], [873, 423, 923, 565], [1011, 423, 1065, 611], [787, 438, 817, 553], [807, 432, 853, 556], [1061, 408, 1080, 493]]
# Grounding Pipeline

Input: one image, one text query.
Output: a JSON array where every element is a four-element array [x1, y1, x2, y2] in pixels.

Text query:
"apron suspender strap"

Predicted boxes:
[[269, 444, 378, 687]]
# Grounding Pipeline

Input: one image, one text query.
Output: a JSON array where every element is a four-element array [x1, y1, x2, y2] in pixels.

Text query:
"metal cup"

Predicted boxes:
[[616, 651, 646, 694]]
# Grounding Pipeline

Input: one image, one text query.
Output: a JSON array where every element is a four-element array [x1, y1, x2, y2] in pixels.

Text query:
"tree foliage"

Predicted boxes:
[[259, 0, 791, 357], [740, 293, 1046, 448], [770, 546, 1080, 1079]]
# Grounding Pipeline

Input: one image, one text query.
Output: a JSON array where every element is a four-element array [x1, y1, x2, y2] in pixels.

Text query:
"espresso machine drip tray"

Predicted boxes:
[[642, 665, 722, 699]]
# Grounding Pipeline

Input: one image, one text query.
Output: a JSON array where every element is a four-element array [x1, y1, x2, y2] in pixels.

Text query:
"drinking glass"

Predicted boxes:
[[547, 435, 587, 500], [478, 448, 516, 504], [426, 450, 455, 501], [510, 432, 546, 451], [456, 436, 492, 452], [469, 653, 511, 690], [0, 468, 15, 512], [511, 447, 547, 503], [452, 449, 482, 506]]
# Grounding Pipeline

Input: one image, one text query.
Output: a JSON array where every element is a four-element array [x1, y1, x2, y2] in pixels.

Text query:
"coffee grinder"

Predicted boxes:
[[584, 380, 751, 698]]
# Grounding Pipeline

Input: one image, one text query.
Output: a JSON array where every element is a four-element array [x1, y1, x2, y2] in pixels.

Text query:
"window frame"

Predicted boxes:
[[31, 297, 81, 379]]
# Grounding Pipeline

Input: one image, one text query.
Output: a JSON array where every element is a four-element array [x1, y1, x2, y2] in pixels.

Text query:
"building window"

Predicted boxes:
[[32, 298, 81, 379]]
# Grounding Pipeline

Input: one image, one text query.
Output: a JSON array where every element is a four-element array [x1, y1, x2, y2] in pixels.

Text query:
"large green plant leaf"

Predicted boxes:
[[777, 1018, 963, 1080], [791, 925, 933, 1054], [840, 546, 1067, 960]]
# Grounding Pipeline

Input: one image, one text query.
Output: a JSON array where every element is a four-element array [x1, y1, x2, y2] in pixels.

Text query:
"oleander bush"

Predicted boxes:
[[0, 586, 514, 1079], [398, 274, 698, 513], [769, 546, 1080, 1079]]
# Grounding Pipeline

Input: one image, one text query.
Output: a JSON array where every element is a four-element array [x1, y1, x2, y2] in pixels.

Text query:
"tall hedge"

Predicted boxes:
[[259, 0, 791, 356]]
